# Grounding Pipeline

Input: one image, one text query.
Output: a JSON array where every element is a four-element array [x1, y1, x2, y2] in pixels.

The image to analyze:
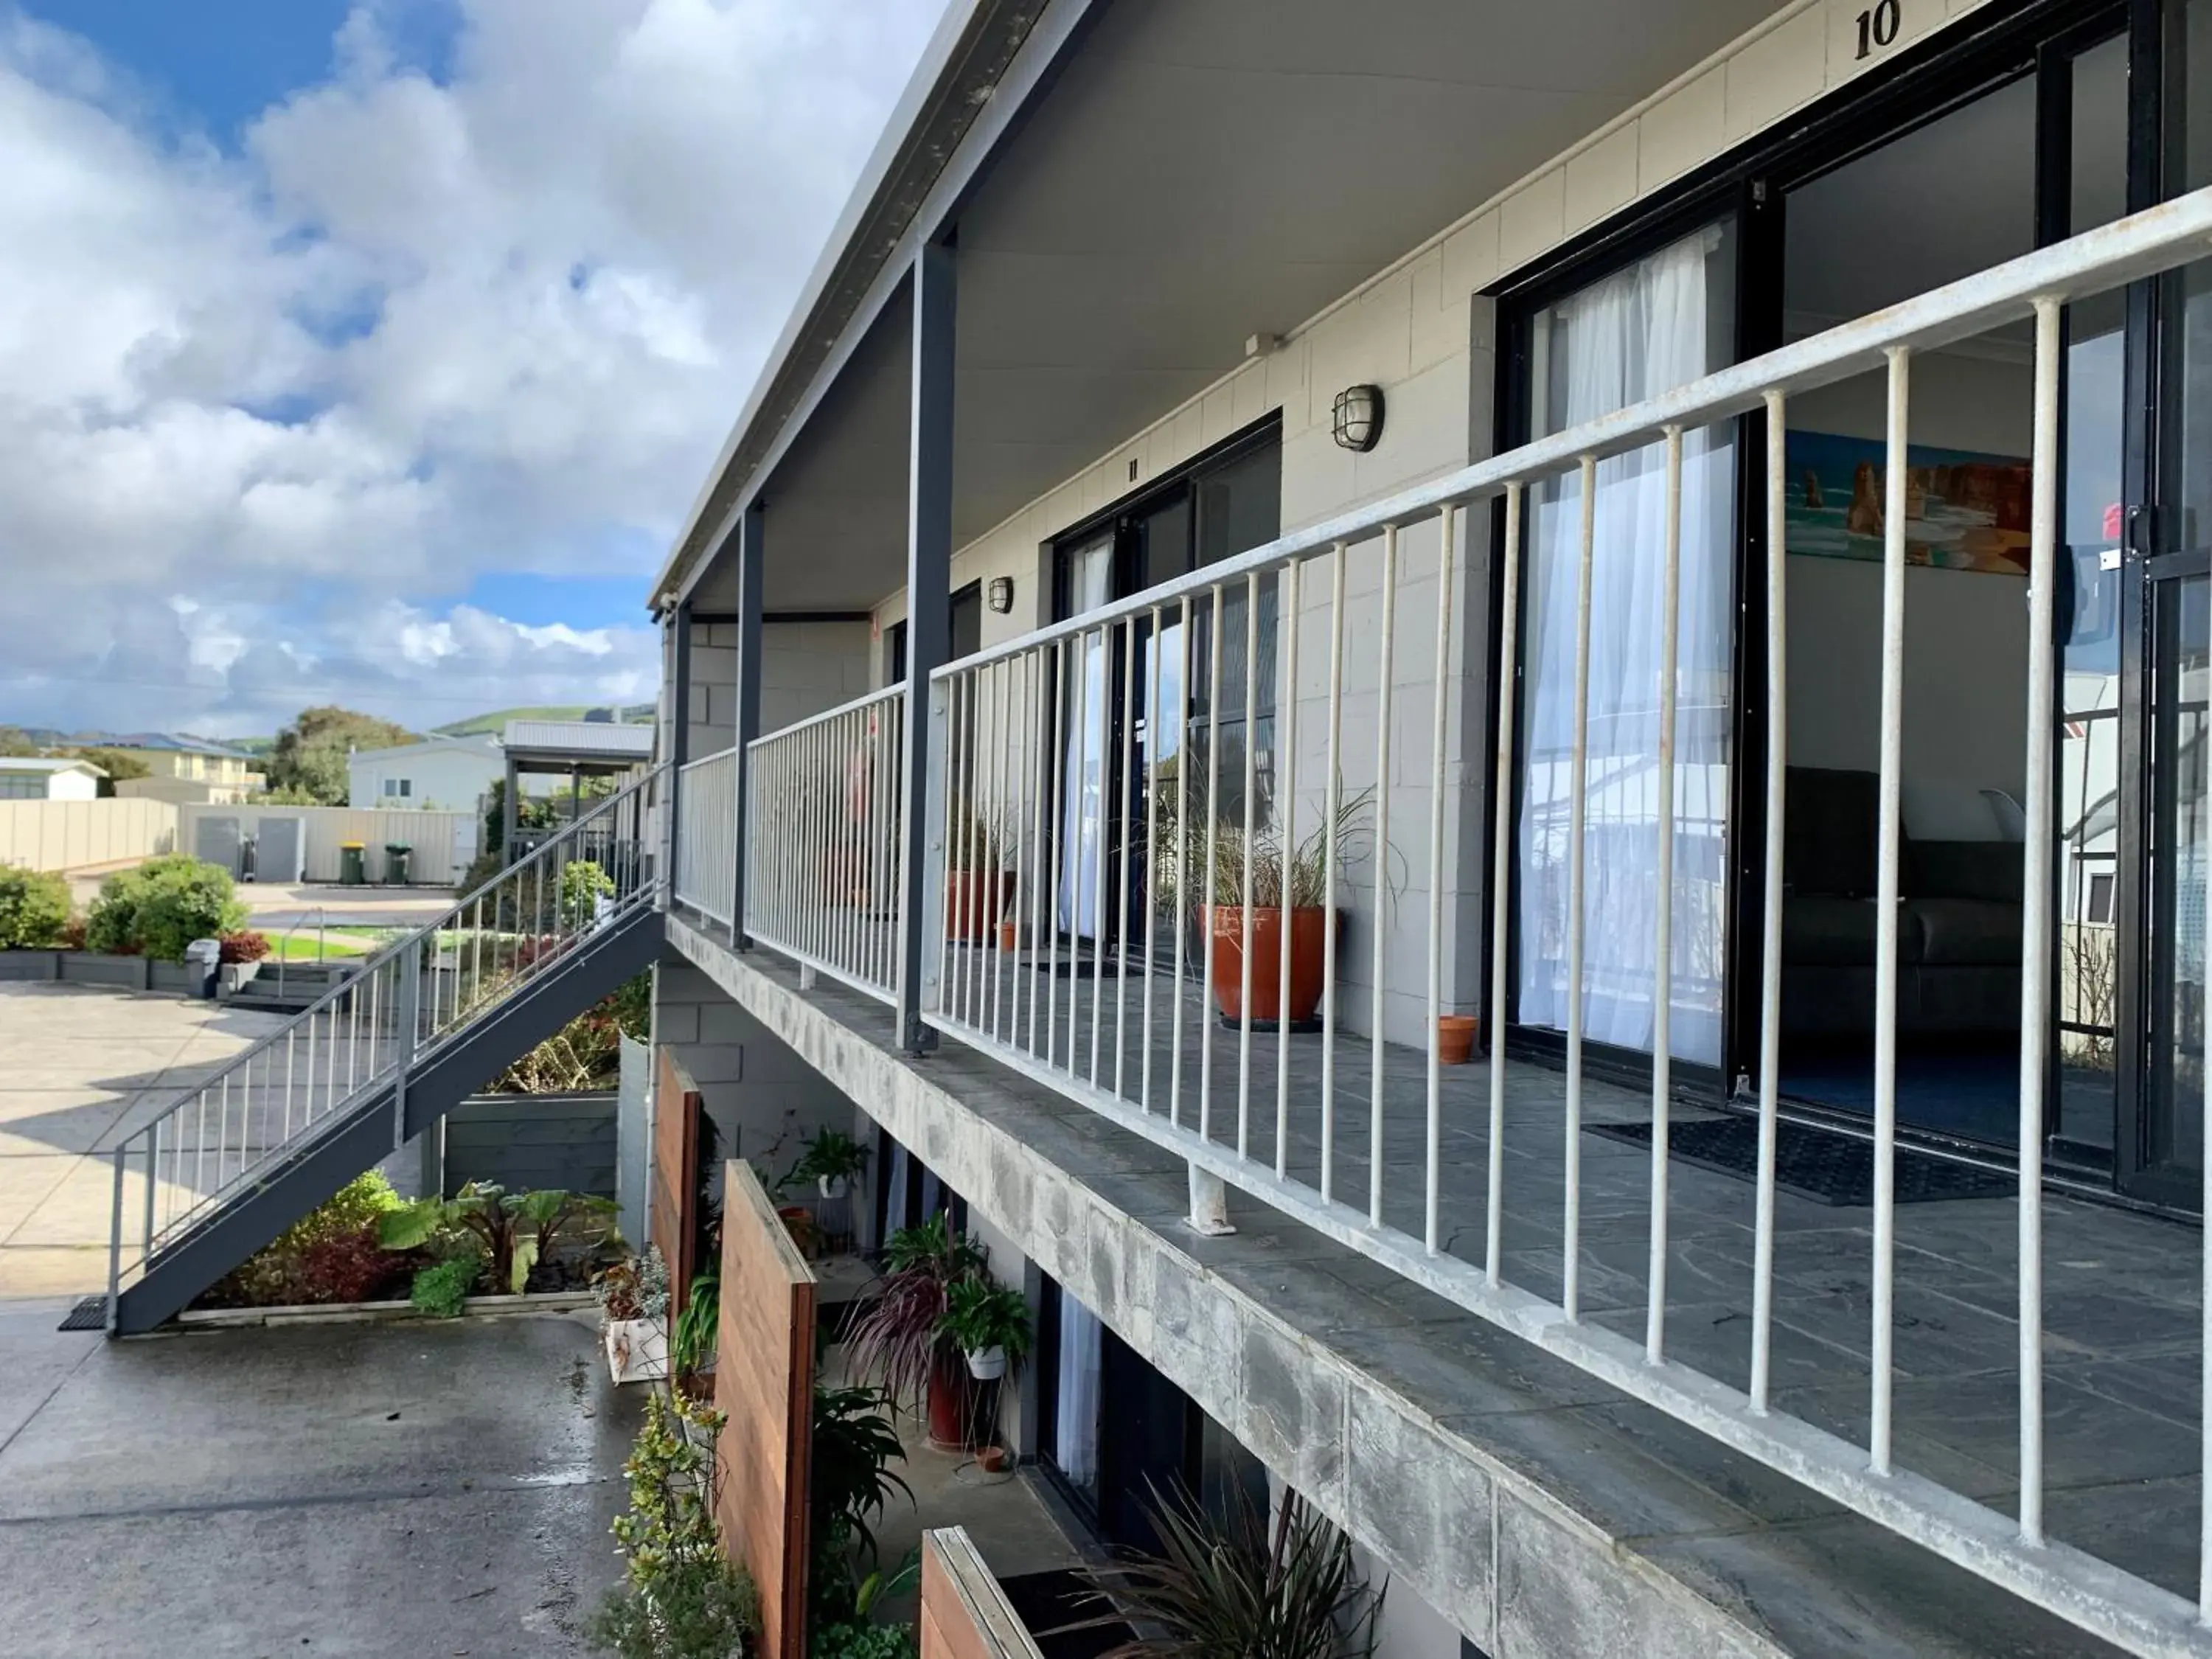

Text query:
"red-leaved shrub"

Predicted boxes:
[[218, 931, 271, 964]]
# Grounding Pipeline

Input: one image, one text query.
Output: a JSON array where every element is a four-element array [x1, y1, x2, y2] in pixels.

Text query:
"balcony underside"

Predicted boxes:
[[669, 908, 2192, 1656]]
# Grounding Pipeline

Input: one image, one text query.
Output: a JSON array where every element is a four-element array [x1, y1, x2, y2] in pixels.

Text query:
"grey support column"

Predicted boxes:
[[896, 240, 955, 1054], [733, 503, 764, 947], [667, 600, 692, 901], [502, 750, 519, 866]]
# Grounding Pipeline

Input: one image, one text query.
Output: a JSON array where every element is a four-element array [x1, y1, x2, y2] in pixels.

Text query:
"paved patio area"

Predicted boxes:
[[0, 1300, 640, 1657], [0, 984, 287, 1297]]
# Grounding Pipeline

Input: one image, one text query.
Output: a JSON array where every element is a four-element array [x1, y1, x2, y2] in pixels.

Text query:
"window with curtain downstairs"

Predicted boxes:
[[1517, 222, 1737, 1066]]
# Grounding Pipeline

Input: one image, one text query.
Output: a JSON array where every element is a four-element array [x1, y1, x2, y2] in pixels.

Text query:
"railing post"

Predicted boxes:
[[733, 501, 765, 947], [393, 942, 422, 1150], [897, 238, 955, 1054], [665, 599, 692, 911], [105, 1144, 125, 1335]]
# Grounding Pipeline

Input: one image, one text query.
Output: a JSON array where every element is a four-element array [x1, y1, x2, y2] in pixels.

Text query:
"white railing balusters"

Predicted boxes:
[[1321, 542, 1346, 1201], [1649, 427, 1685, 1366], [1237, 577, 1258, 1159], [1564, 455, 1596, 1322], [1426, 505, 1456, 1254], [1751, 392, 1787, 1413], [1488, 483, 1522, 1287], [1371, 526, 1398, 1226], [1871, 345, 1912, 1477]]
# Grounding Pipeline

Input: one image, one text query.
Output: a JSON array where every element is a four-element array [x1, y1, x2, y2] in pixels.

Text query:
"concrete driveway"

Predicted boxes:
[[0, 1301, 641, 1658], [0, 984, 288, 1297]]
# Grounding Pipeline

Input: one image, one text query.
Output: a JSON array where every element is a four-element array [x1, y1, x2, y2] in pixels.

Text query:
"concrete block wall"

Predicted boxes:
[[651, 956, 858, 1177], [671, 926, 1809, 1659], [675, 615, 874, 762], [854, 0, 2017, 1045]]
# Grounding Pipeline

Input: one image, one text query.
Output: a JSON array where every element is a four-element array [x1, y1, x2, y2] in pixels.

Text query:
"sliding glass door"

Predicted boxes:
[[1515, 220, 1739, 1069]]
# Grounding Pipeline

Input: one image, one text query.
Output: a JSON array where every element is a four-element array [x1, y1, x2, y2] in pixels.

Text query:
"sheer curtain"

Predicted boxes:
[[1060, 539, 1113, 938], [1517, 226, 1734, 1065], [1054, 1290, 1103, 1492]]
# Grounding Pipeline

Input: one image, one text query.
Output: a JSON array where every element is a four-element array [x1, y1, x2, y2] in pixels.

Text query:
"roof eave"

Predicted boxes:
[[647, 0, 1059, 614]]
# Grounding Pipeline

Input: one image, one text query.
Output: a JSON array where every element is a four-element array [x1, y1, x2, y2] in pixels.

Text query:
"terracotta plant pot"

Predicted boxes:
[[1436, 1015, 1478, 1065], [1207, 905, 1329, 1029], [997, 919, 1018, 952], [945, 870, 1016, 943], [926, 1346, 976, 1450], [977, 1445, 1009, 1474]]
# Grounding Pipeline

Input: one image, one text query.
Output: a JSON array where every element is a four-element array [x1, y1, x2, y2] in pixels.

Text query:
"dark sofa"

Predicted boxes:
[[1781, 767, 2023, 1039]]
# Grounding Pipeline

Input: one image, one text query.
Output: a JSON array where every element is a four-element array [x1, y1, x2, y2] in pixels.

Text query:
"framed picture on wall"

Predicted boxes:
[[1784, 430, 2031, 576]]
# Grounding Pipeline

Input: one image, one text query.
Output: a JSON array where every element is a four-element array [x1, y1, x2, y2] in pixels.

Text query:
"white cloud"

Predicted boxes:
[[0, 0, 942, 734]]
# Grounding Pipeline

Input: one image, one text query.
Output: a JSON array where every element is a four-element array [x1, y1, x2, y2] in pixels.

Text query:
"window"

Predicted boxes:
[[1048, 421, 1282, 947], [2088, 872, 2117, 925], [382, 778, 412, 799]]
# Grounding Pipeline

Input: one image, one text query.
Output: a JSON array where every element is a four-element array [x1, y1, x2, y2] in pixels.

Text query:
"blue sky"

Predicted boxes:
[[0, 0, 940, 734]]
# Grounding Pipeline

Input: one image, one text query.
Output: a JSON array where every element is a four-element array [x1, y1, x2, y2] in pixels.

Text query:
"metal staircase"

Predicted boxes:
[[103, 766, 670, 1335]]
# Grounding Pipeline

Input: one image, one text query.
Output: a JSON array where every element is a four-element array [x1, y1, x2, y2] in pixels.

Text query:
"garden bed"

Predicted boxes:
[[175, 1289, 599, 1329]]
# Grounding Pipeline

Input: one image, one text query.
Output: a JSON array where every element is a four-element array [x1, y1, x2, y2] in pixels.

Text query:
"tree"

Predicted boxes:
[[0, 727, 38, 757], [265, 706, 417, 805]]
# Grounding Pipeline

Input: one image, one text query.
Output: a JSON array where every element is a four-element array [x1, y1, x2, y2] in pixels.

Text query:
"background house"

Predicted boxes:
[[346, 734, 504, 811], [103, 735, 265, 799], [0, 758, 103, 801]]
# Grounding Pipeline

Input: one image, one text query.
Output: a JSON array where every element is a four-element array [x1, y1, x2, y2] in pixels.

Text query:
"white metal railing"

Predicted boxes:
[[108, 766, 666, 1312], [902, 188, 2212, 1655], [744, 684, 905, 1004], [673, 747, 738, 928]]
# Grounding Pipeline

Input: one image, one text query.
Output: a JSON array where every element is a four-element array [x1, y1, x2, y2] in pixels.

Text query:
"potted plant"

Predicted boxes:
[[790, 1126, 871, 1200], [671, 1266, 720, 1399], [1166, 781, 1374, 1031], [944, 798, 1015, 944], [938, 1276, 1032, 1381], [593, 1245, 671, 1384], [845, 1213, 989, 1449]]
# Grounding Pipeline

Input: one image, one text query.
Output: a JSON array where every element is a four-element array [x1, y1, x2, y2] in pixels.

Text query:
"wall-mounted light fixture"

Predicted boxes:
[[1332, 384, 1385, 453], [987, 576, 1015, 614]]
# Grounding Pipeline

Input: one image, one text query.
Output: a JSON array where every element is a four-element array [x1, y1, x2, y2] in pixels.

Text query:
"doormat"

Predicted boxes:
[[995, 1568, 1135, 1659], [1587, 1116, 2014, 1207], [58, 1295, 106, 1332]]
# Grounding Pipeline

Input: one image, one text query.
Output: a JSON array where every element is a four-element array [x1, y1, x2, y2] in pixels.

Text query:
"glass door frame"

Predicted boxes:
[[1043, 417, 1284, 963], [1489, 0, 2156, 1152]]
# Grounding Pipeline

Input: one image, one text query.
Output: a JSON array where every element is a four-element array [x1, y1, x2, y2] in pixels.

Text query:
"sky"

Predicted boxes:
[[0, 0, 943, 737]]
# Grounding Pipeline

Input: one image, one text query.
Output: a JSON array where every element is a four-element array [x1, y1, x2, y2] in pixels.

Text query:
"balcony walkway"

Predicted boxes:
[[696, 900, 2203, 1615]]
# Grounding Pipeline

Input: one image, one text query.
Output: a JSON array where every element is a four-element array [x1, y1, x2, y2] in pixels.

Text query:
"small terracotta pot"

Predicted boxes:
[[945, 870, 1016, 942], [997, 919, 1018, 952], [977, 1445, 1009, 1474], [1206, 905, 1329, 1027], [1436, 1014, 1478, 1065]]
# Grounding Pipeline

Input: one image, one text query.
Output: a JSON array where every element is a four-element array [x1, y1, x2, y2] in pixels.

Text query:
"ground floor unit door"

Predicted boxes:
[[1500, 0, 2212, 1208]]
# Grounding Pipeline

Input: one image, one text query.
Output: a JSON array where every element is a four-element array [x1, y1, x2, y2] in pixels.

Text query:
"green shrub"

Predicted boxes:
[[84, 855, 247, 961], [410, 1255, 479, 1318], [561, 858, 615, 927], [200, 1172, 410, 1309], [0, 866, 72, 949], [588, 1389, 757, 1659], [810, 1622, 917, 1659]]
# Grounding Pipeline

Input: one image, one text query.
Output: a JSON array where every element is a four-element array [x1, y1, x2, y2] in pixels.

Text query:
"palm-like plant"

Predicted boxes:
[[1067, 1488, 1383, 1659], [378, 1181, 616, 1295], [1152, 773, 1377, 911], [844, 1214, 988, 1408]]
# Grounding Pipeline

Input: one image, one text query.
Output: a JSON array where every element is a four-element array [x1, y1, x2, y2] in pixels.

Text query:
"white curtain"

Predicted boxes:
[[1518, 228, 1733, 1065], [1054, 1290, 1102, 1492], [1060, 539, 1113, 937]]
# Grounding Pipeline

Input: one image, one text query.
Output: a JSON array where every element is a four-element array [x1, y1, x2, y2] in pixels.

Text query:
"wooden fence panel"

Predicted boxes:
[[920, 1528, 1045, 1659], [714, 1158, 818, 1659], [650, 1046, 700, 1312]]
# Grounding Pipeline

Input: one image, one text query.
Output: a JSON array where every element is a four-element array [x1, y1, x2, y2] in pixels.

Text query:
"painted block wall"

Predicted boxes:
[[847, 0, 2006, 1044], [681, 617, 876, 761], [652, 957, 859, 1171]]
